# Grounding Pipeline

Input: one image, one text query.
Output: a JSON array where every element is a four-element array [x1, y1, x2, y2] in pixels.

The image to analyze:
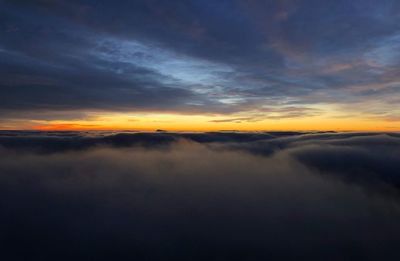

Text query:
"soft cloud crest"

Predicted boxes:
[[1, 131, 400, 260]]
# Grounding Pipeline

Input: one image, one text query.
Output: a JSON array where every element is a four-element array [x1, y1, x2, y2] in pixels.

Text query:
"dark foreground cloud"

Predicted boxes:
[[1, 131, 400, 260]]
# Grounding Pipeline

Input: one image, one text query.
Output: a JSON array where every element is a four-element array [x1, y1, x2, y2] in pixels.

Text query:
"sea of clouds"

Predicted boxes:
[[0, 131, 400, 260]]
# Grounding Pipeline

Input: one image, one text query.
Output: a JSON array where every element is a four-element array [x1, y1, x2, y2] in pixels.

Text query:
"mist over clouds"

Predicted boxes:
[[1, 131, 400, 260]]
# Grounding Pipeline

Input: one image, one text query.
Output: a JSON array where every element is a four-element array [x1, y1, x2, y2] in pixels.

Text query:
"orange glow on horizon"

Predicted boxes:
[[2, 106, 399, 132], [34, 124, 112, 131], [25, 113, 400, 132]]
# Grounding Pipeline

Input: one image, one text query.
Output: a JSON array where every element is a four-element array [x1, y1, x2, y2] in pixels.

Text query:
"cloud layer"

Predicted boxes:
[[1, 0, 400, 124], [1, 131, 400, 260]]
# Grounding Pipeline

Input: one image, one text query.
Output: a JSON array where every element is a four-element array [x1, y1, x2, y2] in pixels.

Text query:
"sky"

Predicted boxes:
[[1, 0, 400, 131]]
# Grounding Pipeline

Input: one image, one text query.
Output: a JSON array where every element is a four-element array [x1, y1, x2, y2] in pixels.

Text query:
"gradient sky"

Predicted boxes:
[[1, 0, 400, 131]]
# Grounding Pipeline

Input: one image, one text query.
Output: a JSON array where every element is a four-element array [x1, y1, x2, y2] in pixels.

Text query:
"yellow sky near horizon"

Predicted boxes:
[[1, 111, 398, 132]]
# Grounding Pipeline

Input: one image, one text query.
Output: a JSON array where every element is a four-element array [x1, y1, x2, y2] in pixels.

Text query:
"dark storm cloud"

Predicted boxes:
[[1, 0, 400, 120], [1, 131, 400, 260]]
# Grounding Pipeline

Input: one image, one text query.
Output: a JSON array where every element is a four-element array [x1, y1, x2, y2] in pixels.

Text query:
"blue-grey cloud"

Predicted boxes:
[[1, 0, 400, 120]]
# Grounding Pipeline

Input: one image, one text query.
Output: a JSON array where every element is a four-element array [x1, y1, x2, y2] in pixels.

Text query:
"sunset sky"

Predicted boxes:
[[1, 0, 400, 131], [2, 2, 400, 259]]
